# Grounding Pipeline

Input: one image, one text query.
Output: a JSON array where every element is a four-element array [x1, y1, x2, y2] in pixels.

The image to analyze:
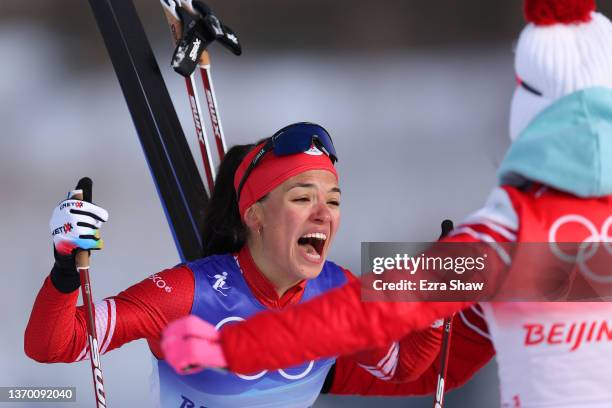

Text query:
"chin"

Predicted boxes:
[[296, 264, 325, 281]]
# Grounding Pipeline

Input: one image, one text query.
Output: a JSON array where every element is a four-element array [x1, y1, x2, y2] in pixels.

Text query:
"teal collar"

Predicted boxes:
[[498, 87, 612, 198]]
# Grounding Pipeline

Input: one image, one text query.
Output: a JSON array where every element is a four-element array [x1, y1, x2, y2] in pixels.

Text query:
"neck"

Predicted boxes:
[[246, 240, 301, 297]]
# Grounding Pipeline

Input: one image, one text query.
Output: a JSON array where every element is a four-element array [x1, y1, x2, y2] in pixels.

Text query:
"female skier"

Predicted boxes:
[[25, 122, 445, 408], [161, 1, 612, 406]]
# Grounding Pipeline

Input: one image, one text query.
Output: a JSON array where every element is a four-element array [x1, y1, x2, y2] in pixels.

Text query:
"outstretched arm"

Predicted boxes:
[[218, 190, 516, 374], [328, 305, 495, 395], [220, 272, 470, 374]]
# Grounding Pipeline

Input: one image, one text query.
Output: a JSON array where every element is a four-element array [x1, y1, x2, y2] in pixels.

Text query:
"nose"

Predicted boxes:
[[311, 199, 332, 223]]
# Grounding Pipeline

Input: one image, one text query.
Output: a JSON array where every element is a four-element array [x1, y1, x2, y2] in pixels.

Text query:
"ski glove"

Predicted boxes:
[[162, 315, 227, 374], [48, 187, 108, 293], [49, 190, 108, 256]]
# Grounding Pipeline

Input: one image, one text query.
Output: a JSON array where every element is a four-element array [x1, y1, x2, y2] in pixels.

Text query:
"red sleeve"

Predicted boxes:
[[220, 277, 471, 373], [347, 325, 443, 383], [339, 268, 444, 382], [24, 266, 194, 363], [220, 231, 509, 374], [329, 306, 495, 396]]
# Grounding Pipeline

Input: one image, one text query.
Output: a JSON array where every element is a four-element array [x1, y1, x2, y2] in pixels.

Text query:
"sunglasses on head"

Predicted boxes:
[[236, 122, 338, 201]]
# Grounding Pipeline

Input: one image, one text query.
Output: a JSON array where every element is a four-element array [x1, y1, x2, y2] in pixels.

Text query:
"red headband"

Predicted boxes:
[[234, 142, 338, 218]]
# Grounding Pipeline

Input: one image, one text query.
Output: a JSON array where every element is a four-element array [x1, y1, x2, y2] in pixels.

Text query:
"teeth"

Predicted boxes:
[[300, 232, 327, 241]]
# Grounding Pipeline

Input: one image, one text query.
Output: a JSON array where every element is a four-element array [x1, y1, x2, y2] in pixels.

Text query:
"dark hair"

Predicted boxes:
[[201, 143, 256, 257]]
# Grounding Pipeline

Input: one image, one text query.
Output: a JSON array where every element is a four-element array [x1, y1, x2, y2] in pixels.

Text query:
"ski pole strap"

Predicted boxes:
[[171, 12, 211, 77], [170, 1, 241, 77]]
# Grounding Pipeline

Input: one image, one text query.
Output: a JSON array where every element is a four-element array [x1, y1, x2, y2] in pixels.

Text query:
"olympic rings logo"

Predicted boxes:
[[548, 214, 612, 283], [215, 316, 315, 381]]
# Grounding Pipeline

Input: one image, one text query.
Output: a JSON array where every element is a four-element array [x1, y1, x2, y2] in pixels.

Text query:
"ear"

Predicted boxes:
[[243, 203, 263, 232]]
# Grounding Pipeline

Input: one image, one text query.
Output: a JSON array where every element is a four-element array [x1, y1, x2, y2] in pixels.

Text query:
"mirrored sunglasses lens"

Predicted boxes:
[[273, 128, 312, 155], [271, 123, 337, 160]]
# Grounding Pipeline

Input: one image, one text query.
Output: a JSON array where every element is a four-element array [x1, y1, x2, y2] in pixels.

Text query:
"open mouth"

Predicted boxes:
[[297, 232, 327, 259]]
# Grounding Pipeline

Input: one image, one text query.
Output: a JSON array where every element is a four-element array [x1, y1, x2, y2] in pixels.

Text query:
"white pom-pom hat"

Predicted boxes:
[[510, 0, 612, 141]]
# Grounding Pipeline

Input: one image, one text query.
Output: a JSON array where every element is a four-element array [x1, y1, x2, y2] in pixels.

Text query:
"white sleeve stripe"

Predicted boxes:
[[357, 342, 398, 380], [74, 344, 88, 362], [462, 218, 517, 242], [358, 361, 397, 380], [449, 227, 512, 265], [98, 301, 110, 348], [459, 310, 492, 340], [481, 219, 517, 241], [75, 299, 117, 362], [101, 299, 116, 354], [379, 342, 398, 377], [93, 300, 109, 346], [470, 304, 486, 319], [357, 341, 397, 371], [357, 342, 395, 370], [359, 366, 394, 380], [448, 226, 474, 239], [379, 341, 398, 370]]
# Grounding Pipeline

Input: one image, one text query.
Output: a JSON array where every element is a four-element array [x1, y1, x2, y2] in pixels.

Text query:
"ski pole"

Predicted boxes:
[[74, 177, 107, 408], [189, 0, 239, 160], [161, 0, 216, 192], [198, 52, 228, 159], [186, 73, 217, 191], [433, 316, 454, 408], [165, 0, 241, 162], [433, 219, 455, 408]]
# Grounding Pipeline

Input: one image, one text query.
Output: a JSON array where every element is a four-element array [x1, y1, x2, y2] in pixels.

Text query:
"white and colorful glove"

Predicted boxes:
[[162, 315, 227, 374], [48, 178, 108, 293], [49, 191, 108, 256]]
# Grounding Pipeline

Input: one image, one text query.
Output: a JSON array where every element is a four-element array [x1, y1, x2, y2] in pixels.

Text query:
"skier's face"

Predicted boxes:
[[250, 169, 341, 287]]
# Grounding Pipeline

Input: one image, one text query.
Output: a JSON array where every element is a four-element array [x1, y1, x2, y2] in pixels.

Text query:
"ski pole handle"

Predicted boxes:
[[73, 179, 108, 408], [72, 189, 91, 270], [199, 50, 211, 66], [75, 249, 90, 269], [72, 183, 91, 270]]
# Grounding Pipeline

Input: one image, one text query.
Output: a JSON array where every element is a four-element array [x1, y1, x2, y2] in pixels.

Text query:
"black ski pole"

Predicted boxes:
[[433, 219, 454, 408]]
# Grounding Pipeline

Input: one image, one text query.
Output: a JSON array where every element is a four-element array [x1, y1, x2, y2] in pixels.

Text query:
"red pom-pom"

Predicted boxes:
[[524, 0, 596, 25]]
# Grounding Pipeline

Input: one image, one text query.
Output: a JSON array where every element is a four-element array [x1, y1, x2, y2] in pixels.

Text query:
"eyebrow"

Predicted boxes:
[[286, 183, 341, 194]]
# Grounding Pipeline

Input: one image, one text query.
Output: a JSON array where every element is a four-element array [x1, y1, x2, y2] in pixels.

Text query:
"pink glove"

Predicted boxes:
[[161, 315, 228, 375]]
